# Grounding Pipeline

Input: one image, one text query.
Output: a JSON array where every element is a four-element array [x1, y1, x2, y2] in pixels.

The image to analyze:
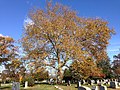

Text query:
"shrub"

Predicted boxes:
[[21, 76, 35, 87]]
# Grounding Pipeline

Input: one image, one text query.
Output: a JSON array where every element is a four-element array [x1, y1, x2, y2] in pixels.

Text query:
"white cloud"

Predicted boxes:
[[24, 17, 34, 30], [0, 34, 4, 37], [107, 49, 120, 52], [0, 34, 10, 38], [109, 43, 120, 47], [26, 0, 33, 6]]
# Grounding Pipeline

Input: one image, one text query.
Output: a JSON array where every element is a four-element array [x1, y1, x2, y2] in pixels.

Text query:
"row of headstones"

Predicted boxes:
[[79, 79, 119, 85], [76, 79, 120, 85], [78, 81, 107, 90], [12, 81, 28, 90], [109, 81, 120, 89], [77, 79, 120, 90], [78, 85, 107, 90], [12, 79, 120, 90]]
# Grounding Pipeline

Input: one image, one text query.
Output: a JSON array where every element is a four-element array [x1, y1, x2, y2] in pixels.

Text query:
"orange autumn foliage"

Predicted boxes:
[[21, 2, 114, 82]]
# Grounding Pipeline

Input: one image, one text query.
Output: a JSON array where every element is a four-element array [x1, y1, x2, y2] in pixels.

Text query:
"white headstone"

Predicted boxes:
[[83, 80, 85, 84], [115, 81, 120, 88], [97, 80, 100, 84], [25, 81, 28, 88], [91, 80, 95, 85], [102, 85, 107, 90], [78, 81, 81, 87]]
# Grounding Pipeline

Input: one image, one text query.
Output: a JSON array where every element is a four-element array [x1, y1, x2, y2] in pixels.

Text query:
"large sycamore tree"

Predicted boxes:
[[21, 2, 114, 83]]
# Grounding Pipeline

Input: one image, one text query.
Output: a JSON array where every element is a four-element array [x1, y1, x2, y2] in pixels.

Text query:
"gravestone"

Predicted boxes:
[[110, 81, 116, 88], [94, 79, 97, 84], [77, 81, 81, 88], [115, 81, 119, 88], [81, 80, 84, 85], [78, 86, 86, 90], [88, 79, 91, 85], [91, 80, 95, 85], [12, 82, 20, 90], [83, 80, 86, 84], [92, 86, 96, 90], [118, 76, 120, 82], [95, 85, 106, 90], [50, 78, 54, 85], [67, 80, 71, 86], [62, 80, 65, 83], [97, 80, 99, 84], [84, 80, 87, 85], [104, 79, 108, 84], [78, 86, 91, 90], [25, 81, 28, 88], [109, 81, 120, 88], [116, 78, 120, 86], [108, 79, 110, 85]]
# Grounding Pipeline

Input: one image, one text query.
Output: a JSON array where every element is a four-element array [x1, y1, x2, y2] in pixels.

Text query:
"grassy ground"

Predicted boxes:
[[23, 84, 58, 90], [0, 84, 57, 90], [0, 83, 120, 90], [58, 84, 77, 90]]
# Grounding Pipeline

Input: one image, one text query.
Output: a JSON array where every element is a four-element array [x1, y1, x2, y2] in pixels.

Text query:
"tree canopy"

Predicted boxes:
[[21, 2, 114, 82]]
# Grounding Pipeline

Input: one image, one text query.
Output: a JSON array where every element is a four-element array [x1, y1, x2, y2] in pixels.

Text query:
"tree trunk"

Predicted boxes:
[[57, 67, 63, 84]]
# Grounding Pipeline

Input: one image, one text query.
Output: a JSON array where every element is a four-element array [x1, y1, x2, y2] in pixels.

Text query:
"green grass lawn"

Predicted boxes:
[[0, 83, 120, 90], [0, 84, 57, 90], [23, 84, 58, 90], [57, 84, 77, 90]]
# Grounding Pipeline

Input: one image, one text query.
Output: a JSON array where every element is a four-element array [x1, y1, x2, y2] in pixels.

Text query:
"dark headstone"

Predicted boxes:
[[81, 80, 84, 85], [88, 79, 91, 85], [110, 81, 116, 88], [92, 86, 96, 90], [118, 76, 120, 82], [12, 82, 20, 90], [78, 86, 86, 90], [99, 86, 105, 90], [94, 79, 97, 84], [67, 80, 71, 86], [95, 86, 105, 90]]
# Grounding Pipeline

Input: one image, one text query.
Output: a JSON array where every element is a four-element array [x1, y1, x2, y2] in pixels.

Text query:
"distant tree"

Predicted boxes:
[[63, 68, 72, 78], [0, 34, 15, 86], [113, 54, 120, 60], [32, 67, 49, 81], [0, 34, 25, 82], [4, 58, 26, 82], [112, 53, 120, 77], [63, 68, 73, 83], [21, 1, 114, 83], [97, 58, 113, 78], [1, 70, 10, 83], [0, 34, 16, 64]]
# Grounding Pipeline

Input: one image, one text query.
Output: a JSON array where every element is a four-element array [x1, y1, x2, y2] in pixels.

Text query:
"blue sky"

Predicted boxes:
[[0, 0, 120, 61]]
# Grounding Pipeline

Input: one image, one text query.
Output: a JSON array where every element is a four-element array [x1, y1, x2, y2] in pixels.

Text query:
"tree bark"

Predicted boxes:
[[57, 67, 63, 84]]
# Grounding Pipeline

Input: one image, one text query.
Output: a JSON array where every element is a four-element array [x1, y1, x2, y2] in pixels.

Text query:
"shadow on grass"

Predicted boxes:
[[0, 86, 11, 89]]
